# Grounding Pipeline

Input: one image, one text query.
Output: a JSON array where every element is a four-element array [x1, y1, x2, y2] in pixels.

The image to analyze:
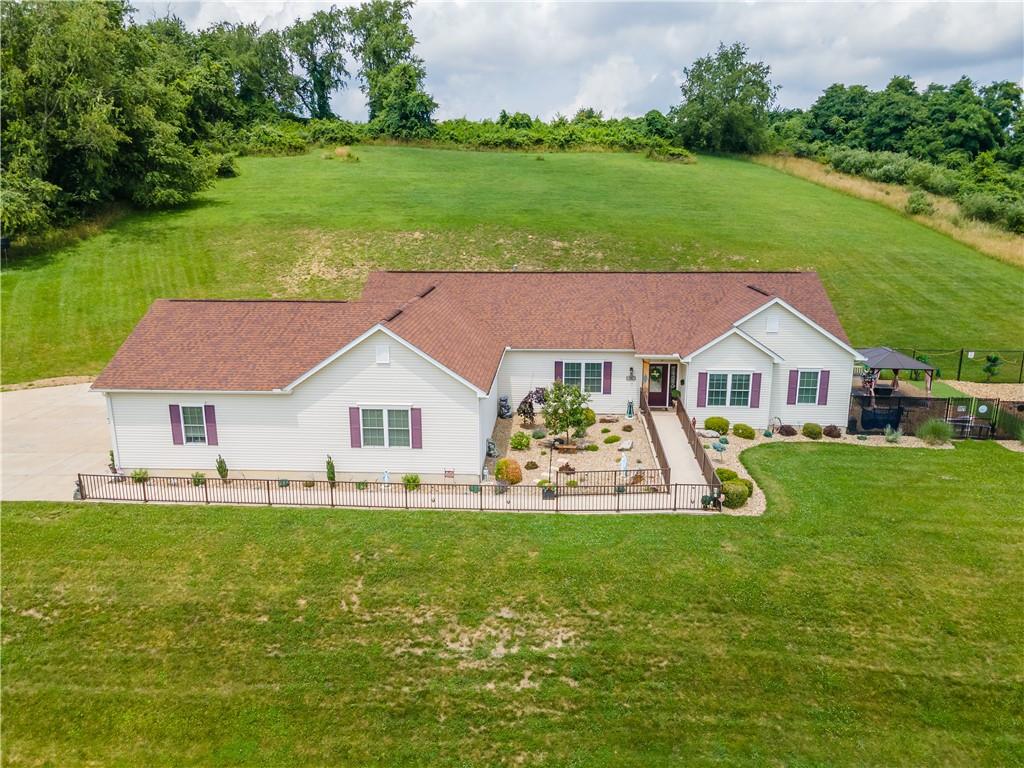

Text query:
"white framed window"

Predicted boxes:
[[361, 407, 410, 448], [797, 371, 820, 404], [563, 361, 603, 393], [729, 373, 751, 407], [706, 372, 754, 408], [563, 362, 582, 388], [181, 405, 207, 444], [707, 373, 728, 406]]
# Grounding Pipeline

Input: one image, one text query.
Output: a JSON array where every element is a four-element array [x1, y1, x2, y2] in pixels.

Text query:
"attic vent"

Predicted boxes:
[[384, 308, 403, 322], [376, 344, 390, 364], [747, 284, 771, 297], [418, 284, 437, 298]]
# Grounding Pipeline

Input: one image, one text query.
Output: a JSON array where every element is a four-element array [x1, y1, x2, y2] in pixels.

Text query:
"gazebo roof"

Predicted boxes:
[[857, 346, 936, 372]]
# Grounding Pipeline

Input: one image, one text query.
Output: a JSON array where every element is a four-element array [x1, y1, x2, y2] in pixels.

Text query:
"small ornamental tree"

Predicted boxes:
[[541, 381, 592, 443], [983, 354, 1003, 381]]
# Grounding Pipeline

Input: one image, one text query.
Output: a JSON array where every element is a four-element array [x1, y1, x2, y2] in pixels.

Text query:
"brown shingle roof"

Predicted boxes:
[[94, 271, 849, 393]]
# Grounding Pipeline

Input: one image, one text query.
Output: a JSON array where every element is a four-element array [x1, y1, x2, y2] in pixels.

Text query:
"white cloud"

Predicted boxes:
[[132, 1, 1024, 121]]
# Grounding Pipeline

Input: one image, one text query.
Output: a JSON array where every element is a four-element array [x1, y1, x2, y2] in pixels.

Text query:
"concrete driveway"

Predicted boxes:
[[1, 384, 109, 501]]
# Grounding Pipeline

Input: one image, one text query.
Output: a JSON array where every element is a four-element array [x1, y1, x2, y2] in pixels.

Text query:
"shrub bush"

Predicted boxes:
[[735, 477, 754, 496], [823, 425, 842, 439], [601, 427, 611, 434], [905, 190, 934, 216], [355, 480, 369, 490], [131, 468, 149, 484], [721, 480, 750, 509], [715, 468, 738, 481], [191, 472, 206, 487], [704, 417, 729, 434], [524, 460, 539, 470], [326, 455, 336, 483], [732, 423, 756, 439], [531, 428, 547, 439], [303, 480, 316, 488], [566, 479, 579, 487], [510, 431, 531, 450], [959, 191, 1005, 224], [584, 444, 599, 452], [402, 474, 421, 491], [779, 424, 798, 436], [801, 423, 823, 440], [495, 458, 522, 485], [537, 479, 550, 487], [622, 424, 633, 432], [916, 419, 954, 445], [582, 408, 597, 428], [215, 454, 228, 480], [603, 435, 621, 444], [884, 425, 903, 443]]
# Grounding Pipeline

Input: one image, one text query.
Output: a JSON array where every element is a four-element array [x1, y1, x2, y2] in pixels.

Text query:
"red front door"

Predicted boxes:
[[648, 364, 669, 407]]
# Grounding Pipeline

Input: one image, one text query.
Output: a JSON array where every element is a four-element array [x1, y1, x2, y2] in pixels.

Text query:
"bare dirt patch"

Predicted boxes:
[[1, 375, 94, 392]]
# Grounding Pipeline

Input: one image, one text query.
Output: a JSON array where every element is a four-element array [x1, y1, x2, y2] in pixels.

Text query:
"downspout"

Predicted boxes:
[[105, 393, 122, 470]]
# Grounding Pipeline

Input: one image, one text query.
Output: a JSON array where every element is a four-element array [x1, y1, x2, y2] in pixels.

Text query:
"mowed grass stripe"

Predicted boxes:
[[2, 441, 1022, 766], [3, 147, 1023, 383]]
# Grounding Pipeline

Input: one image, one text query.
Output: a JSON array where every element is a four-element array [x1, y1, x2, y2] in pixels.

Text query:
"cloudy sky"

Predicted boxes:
[[133, 1, 1024, 121]]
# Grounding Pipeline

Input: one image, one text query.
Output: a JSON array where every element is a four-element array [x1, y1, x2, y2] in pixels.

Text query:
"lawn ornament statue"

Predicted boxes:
[[498, 396, 513, 419], [486, 438, 499, 458]]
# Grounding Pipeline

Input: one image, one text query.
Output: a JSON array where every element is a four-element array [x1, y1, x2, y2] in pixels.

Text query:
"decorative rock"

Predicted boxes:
[[697, 429, 720, 439], [599, 416, 619, 424], [617, 440, 633, 451]]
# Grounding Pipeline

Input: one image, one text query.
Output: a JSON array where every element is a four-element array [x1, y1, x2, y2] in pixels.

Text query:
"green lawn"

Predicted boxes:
[[3, 147, 1023, 383], [3, 441, 1022, 766]]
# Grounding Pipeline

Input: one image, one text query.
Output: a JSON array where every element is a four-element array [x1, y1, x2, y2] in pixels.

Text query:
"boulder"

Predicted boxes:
[[617, 440, 633, 451], [697, 429, 720, 439], [598, 416, 619, 424]]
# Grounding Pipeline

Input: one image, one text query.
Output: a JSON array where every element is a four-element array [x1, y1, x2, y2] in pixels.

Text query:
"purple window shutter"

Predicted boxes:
[[602, 361, 612, 395], [787, 370, 799, 405], [750, 373, 762, 409], [349, 407, 361, 448], [817, 370, 830, 405], [411, 408, 423, 449], [554, 360, 563, 383], [169, 404, 184, 445], [203, 405, 219, 446], [696, 372, 708, 408]]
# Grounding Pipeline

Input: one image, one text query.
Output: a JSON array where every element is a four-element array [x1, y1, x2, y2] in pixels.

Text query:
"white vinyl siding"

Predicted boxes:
[[685, 333, 774, 429], [108, 329, 482, 477], [495, 350, 640, 415], [738, 303, 855, 428], [181, 406, 206, 444]]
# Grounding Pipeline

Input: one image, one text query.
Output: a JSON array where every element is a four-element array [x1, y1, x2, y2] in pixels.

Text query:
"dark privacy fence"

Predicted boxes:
[[849, 395, 1024, 439], [78, 474, 720, 513]]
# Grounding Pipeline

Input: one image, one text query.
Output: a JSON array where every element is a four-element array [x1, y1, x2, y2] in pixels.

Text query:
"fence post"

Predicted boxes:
[[1018, 353, 1023, 384], [956, 348, 964, 381], [329, 482, 334, 508], [78, 473, 86, 501], [404, 485, 409, 510], [672, 483, 677, 511], [203, 480, 209, 504], [142, 478, 148, 503], [265, 479, 272, 506]]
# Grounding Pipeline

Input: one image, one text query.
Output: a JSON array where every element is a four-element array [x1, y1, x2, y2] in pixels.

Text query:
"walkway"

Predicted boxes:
[[649, 410, 707, 485]]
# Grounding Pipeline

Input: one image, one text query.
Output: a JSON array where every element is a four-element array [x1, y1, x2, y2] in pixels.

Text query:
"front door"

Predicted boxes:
[[648, 363, 669, 407]]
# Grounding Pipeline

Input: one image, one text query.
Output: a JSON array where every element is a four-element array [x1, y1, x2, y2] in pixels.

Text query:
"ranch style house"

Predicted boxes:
[[93, 271, 863, 481]]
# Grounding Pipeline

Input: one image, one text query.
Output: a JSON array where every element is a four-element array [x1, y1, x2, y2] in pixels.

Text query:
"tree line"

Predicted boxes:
[[3, 4, 1022, 238], [1, 0, 434, 236]]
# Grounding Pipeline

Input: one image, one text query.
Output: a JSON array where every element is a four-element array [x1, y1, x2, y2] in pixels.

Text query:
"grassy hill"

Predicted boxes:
[[3, 146, 1022, 383], [3, 441, 1022, 765]]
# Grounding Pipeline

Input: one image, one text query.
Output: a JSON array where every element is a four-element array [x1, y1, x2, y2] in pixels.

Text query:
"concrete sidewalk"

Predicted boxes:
[[649, 410, 707, 485], [1, 384, 109, 501]]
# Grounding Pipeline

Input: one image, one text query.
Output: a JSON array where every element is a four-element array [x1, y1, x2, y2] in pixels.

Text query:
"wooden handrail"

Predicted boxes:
[[675, 400, 721, 488], [640, 392, 672, 485]]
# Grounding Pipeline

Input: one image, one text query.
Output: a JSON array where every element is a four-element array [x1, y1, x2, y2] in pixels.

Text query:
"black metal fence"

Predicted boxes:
[[78, 474, 720, 513], [848, 394, 1024, 440], [553, 467, 669, 492], [889, 348, 1024, 383]]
